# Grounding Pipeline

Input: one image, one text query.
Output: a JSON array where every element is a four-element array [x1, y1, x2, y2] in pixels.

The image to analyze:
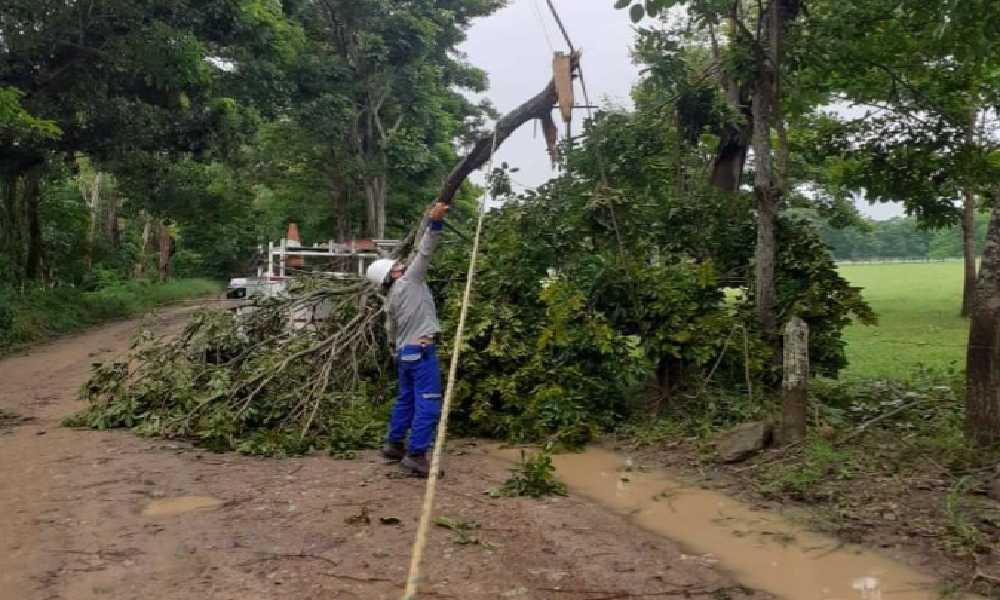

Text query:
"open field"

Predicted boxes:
[[839, 261, 968, 380]]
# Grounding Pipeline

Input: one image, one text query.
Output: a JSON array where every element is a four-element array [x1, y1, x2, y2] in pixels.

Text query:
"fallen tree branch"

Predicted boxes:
[[835, 399, 930, 446], [393, 52, 581, 259], [69, 276, 394, 456]]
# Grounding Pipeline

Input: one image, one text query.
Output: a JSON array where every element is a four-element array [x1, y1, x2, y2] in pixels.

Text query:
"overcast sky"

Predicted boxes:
[[459, 0, 903, 220]]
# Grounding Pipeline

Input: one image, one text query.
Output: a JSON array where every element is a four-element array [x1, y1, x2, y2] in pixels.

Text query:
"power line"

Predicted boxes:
[[530, 0, 556, 54], [544, 0, 576, 52]]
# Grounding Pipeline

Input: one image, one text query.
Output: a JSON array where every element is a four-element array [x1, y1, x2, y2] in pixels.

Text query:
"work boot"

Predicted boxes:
[[381, 442, 406, 462], [400, 454, 442, 478]]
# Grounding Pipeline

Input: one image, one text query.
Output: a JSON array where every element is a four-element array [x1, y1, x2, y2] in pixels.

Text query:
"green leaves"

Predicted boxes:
[[0, 87, 61, 144], [244, 0, 501, 239], [494, 451, 568, 498], [614, 0, 674, 19], [797, 0, 1000, 225]]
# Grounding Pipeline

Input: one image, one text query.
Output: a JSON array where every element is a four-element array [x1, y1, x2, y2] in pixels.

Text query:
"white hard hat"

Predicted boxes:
[[366, 259, 396, 286]]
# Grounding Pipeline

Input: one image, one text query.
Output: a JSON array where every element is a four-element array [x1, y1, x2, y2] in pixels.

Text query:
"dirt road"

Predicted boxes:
[[0, 308, 751, 600]]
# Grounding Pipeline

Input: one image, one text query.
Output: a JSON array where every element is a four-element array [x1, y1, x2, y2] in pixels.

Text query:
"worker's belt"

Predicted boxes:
[[399, 340, 435, 361]]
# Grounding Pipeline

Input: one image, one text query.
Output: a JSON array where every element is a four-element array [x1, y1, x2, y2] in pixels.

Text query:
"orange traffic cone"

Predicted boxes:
[[286, 223, 303, 268]]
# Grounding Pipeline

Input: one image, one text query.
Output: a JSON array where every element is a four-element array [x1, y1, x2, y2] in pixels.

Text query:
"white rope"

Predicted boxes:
[[400, 127, 500, 600]]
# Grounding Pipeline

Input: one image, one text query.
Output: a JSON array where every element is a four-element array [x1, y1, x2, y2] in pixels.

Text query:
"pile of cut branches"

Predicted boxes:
[[66, 277, 395, 457]]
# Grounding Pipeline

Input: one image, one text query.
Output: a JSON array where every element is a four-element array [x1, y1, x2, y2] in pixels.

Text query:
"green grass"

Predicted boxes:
[[839, 261, 967, 379], [0, 278, 221, 355]]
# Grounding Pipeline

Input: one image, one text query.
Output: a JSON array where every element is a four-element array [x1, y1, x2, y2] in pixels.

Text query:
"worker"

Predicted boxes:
[[365, 202, 450, 477]]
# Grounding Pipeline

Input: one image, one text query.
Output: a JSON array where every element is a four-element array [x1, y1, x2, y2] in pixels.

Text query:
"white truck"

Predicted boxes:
[[225, 226, 397, 331]]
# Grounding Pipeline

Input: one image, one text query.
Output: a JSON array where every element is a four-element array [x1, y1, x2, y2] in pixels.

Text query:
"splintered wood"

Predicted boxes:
[[553, 51, 575, 124], [541, 112, 560, 164]]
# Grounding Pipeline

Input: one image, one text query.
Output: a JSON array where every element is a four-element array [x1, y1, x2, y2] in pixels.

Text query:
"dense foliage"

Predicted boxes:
[[0, 0, 501, 347], [431, 106, 873, 446], [67, 96, 875, 454], [5, 0, 999, 453]]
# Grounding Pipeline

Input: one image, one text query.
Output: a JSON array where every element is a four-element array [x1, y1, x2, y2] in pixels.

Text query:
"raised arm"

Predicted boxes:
[[402, 203, 449, 283]]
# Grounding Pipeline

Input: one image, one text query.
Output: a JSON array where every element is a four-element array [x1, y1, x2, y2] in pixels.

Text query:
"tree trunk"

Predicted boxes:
[[754, 192, 778, 333], [2, 173, 18, 270], [2, 171, 17, 234], [961, 191, 978, 317], [157, 220, 172, 280], [708, 7, 753, 193], [134, 212, 152, 279], [710, 119, 752, 192], [331, 176, 351, 242], [23, 163, 45, 280], [751, 75, 778, 334], [750, 0, 793, 336], [965, 197, 1000, 446], [781, 317, 809, 443], [83, 172, 103, 274], [1, 171, 25, 282], [106, 193, 119, 249], [364, 174, 387, 239], [961, 103, 979, 318]]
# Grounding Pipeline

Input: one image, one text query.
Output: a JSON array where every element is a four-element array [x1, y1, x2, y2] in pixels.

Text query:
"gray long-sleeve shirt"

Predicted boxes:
[[386, 225, 442, 349]]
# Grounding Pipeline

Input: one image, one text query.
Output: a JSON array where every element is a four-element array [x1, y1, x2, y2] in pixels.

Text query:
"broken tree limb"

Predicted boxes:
[[393, 52, 581, 259], [541, 112, 560, 165], [553, 52, 575, 125]]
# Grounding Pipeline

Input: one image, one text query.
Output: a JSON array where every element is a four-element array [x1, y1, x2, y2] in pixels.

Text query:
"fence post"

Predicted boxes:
[[781, 317, 809, 444]]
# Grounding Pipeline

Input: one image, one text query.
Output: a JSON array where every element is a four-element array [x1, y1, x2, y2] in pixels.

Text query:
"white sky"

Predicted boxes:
[[460, 0, 904, 220]]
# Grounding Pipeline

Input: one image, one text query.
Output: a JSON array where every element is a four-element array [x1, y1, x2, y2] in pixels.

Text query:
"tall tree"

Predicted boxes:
[[801, 0, 1000, 316], [288, 0, 502, 239], [619, 0, 804, 335], [0, 0, 296, 281]]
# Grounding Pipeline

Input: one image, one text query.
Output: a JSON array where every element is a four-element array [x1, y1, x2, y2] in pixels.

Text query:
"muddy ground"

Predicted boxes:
[[0, 308, 757, 600], [630, 438, 1000, 597]]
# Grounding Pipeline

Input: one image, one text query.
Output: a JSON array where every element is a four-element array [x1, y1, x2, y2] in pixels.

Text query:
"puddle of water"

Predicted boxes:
[[142, 496, 223, 516], [495, 447, 967, 600]]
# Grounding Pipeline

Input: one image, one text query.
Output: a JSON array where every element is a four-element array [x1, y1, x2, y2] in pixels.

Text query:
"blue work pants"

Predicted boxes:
[[387, 344, 442, 455]]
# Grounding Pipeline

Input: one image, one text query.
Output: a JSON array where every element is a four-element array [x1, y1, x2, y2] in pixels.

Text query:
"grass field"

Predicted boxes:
[[838, 261, 968, 380]]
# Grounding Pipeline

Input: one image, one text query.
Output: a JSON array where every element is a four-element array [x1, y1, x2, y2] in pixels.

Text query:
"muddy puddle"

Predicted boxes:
[[494, 447, 972, 600], [142, 496, 223, 516]]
